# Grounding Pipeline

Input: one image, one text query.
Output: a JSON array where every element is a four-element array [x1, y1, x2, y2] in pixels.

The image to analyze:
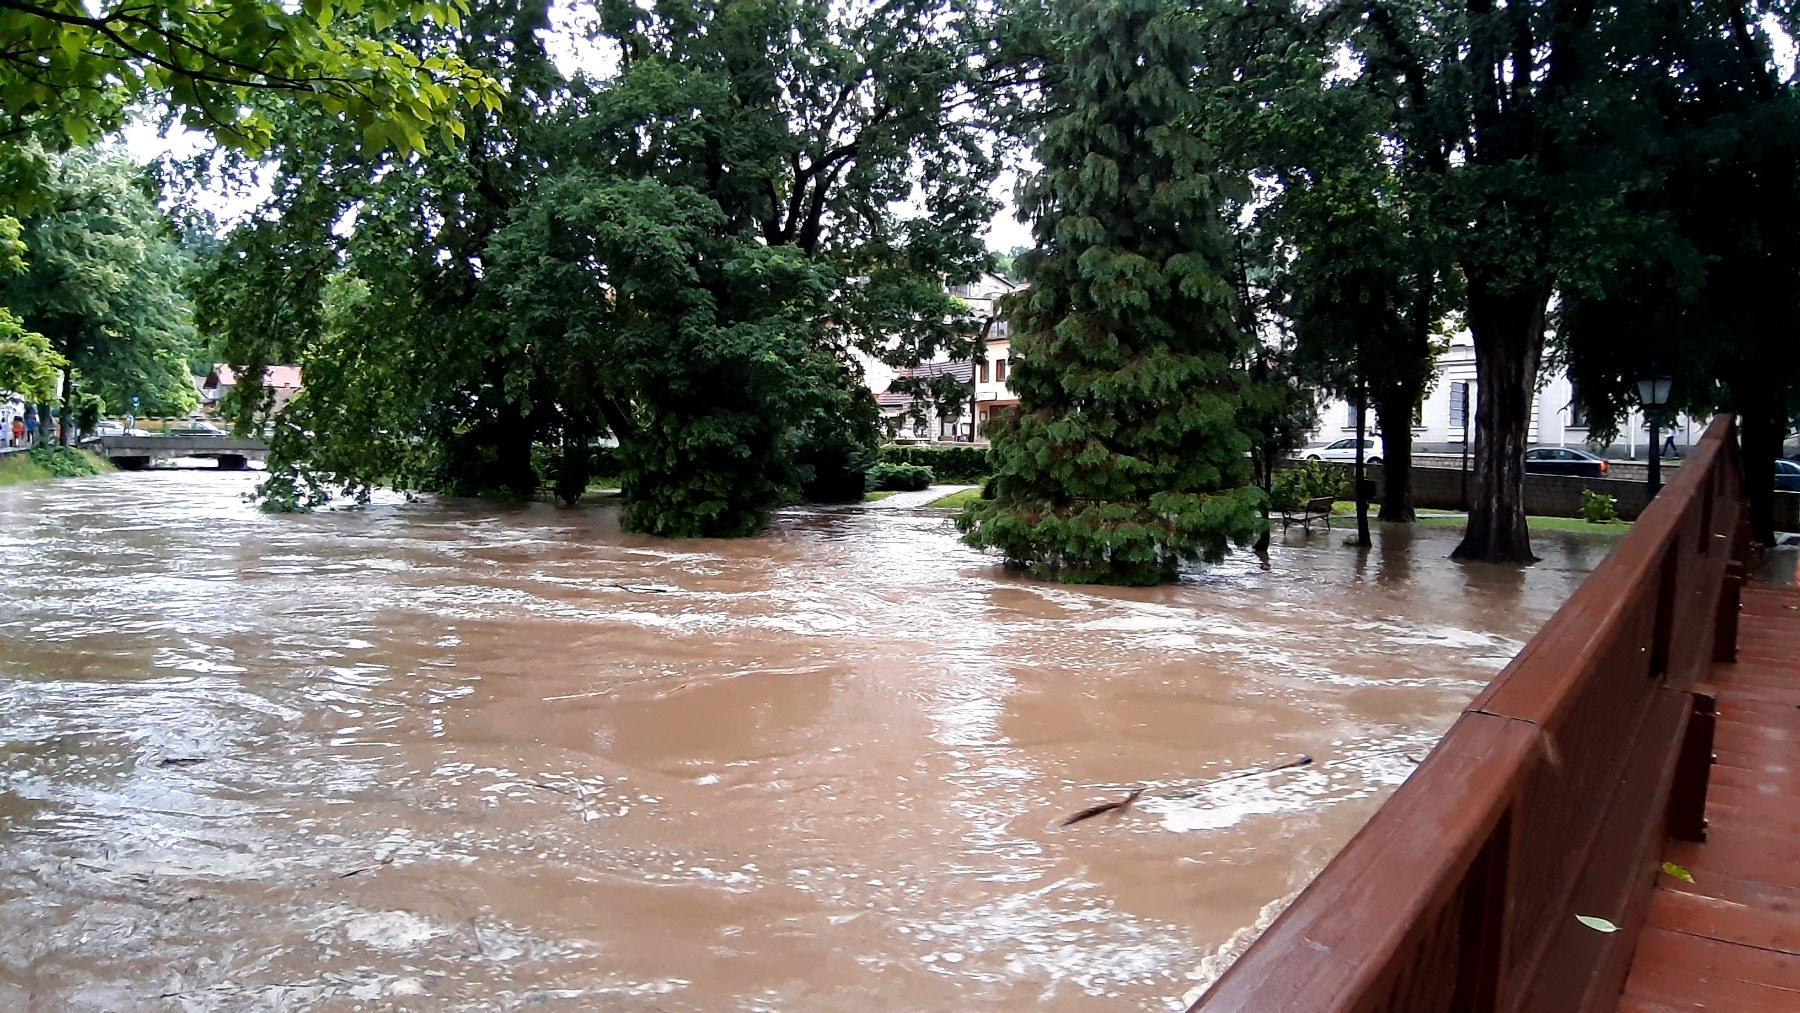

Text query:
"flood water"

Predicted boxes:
[[0, 473, 1615, 1010]]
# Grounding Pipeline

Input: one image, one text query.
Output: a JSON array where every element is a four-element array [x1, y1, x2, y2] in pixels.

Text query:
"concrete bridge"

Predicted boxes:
[[82, 435, 269, 471]]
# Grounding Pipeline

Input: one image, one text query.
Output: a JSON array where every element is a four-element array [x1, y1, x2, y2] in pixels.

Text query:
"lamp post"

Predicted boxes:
[[1636, 373, 1673, 497]]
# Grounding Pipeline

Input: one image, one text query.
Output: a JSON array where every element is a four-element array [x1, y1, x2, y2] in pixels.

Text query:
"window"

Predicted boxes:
[[1345, 403, 1356, 427], [995, 358, 1008, 382], [1448, 382, 1469, 428], [1568, 382, 1588, 428], [979, 361, 989, 384]]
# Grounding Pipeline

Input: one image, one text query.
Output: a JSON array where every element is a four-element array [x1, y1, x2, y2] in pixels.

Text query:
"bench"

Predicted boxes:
[[1278, 496, 1334, 531]]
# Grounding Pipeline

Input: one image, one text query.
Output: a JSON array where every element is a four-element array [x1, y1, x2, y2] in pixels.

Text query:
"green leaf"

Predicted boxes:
[[1575, 915, 1620, 934], [1661, 863, 1694, 884]]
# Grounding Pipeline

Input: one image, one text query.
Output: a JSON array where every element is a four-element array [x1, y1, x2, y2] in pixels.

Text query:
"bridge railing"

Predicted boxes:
[[1194, 414, 1747, 1013]]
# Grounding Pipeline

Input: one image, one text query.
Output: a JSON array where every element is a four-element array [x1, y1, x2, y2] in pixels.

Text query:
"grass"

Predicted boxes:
[[1313, 498, 1631, 536], [0, 446, 113, 487], [1415, 513, 1632, 536], [926, 487, 982, 510], [864, 490, 900, 502]]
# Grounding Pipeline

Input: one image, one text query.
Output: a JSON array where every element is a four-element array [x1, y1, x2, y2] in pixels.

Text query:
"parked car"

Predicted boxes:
[[90, 420, 151, 438], [1775, 460, 1800, 492], [1524, 447, 1610, 477], [165, 420, 226, 437], [1298, 438, 1383, 465]]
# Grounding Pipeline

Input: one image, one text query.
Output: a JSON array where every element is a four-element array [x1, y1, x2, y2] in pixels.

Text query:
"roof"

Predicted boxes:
[[890, 360, 974, 384], [206, 364, 303, 390]]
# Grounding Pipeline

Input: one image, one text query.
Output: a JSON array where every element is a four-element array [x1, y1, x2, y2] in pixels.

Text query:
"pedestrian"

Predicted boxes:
[[1663, 432, 1679, 459], [5, 416, 17, 447], [22, 409, 36, 447]]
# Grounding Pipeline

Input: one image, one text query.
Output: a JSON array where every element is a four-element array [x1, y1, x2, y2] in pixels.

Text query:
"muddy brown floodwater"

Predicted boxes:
[[0, 473, 1616, 1011]]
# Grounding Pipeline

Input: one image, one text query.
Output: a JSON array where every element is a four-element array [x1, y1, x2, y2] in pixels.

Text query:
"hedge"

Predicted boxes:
[[867, 462, 934, 491], [877, 444, 990, 483]]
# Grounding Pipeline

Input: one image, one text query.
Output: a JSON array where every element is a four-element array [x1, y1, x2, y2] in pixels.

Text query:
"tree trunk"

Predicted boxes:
[[1375, 390, 1417, 522], [1739, 400, 1783, 547], [1253, 437, 1273, 555], [1453, 281, 1545, 564], [57, 368, 72, 446], [1352, 388, 1371, 547], [500, 412, 536, 500]]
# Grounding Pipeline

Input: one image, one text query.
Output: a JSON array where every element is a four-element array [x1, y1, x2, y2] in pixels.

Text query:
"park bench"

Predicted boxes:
[[1278, 495, 1334, 531]]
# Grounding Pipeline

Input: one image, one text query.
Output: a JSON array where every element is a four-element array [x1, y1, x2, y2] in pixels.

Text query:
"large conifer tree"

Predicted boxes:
[[958, 0, 1263, 586]]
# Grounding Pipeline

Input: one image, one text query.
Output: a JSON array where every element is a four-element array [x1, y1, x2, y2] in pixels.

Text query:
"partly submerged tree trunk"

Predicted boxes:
[[1252, 436, 1274, 555], [1739, 393, 1784, 547], [1453, 281, 1546, 564], [1375, 389, 1417, 522], [1352, 388, 1371, 547]]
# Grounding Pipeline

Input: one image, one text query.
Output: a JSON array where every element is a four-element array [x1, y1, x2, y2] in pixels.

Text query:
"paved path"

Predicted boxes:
[[1617, 584, 1800, 1011], [864, 484, 974, 510]]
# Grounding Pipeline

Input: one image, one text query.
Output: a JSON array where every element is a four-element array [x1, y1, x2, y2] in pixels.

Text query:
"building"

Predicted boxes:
[[866, 273, 1022, 443], [971, 329, 1018, 440], [199, 364, 303, 417], [877, 360, 975, 441], [1303, 333, 1702, 460]]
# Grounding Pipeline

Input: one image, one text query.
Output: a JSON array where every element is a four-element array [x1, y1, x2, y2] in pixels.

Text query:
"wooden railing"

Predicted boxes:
[[1194, 414, 1749, 1013]]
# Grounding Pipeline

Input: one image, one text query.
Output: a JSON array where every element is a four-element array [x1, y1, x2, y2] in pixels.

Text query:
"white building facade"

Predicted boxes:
[[1303, 333, 1701, 460]]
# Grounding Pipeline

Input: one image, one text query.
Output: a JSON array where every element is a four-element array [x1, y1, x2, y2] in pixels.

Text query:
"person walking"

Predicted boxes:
[[21, 408, 36, 447], [7, 416, 20, 448]]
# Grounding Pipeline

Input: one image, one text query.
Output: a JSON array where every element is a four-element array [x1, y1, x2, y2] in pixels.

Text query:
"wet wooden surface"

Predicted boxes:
[[1617, 584, 1800, 1011]]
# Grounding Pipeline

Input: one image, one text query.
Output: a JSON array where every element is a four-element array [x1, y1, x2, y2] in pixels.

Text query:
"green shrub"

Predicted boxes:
[[877, 444, 990, 483], [1270, 460, 1350, 511], [74, 393, 105, 433], [868, 462, 934, 491], [1580, 488, 1620, 524], [26, 446, 108, 478]]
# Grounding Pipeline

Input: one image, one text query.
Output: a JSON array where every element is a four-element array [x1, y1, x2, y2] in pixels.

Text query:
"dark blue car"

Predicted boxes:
[[1776, 460, 1800, 492]]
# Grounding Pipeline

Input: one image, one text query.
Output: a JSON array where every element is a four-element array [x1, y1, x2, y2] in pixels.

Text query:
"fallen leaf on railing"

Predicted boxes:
[[1661, 862, 1695, 883], [1576, 915, 1620, 933]]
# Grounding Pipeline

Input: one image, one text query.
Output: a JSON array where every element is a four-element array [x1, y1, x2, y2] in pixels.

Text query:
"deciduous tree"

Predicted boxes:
[[0, 151, 199, 422]]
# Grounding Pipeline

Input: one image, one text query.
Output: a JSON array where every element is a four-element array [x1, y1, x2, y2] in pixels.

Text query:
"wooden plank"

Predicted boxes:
[[1613, 581, 1800, 1011], [1705, 763, 1800, 799], [1619, 927, 1800, 1009], [1645, 887, 1800, 954]]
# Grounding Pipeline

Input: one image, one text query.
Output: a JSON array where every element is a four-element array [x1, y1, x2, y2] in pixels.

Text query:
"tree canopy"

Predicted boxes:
[[0, 150, 199, 416], [1559, 0, 1800, 542], [0, 0, 499, 180], [196, 0, 1002, 531]]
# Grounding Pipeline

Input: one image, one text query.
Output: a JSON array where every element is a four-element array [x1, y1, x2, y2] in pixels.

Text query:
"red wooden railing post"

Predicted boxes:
[[1713, 516, 1749, 663], [1667, 692, 1715, 842]]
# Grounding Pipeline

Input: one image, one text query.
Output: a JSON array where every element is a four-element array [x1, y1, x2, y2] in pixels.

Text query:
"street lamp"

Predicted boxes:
[[1636, 372, 1673, 497]]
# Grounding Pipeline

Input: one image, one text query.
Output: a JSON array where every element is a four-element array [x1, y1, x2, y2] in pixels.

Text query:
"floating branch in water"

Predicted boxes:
[[1061, 755, 1317, 828], [1060, 787, 1146, 827], [1162, 755, 1314, 801]]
